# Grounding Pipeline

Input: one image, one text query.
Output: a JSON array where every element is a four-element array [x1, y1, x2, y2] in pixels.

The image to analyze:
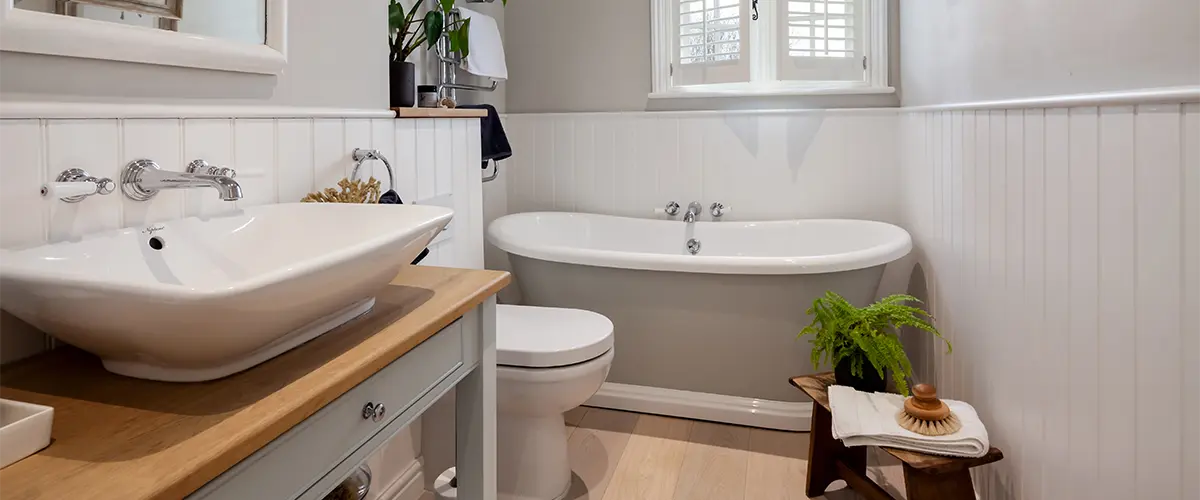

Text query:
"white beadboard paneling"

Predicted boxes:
[[0, 119, 48, 364], [394, 120, 419, 203], [276, 119, 315, 202], [1066, 107, 1100, 498], [677, 117, 704, 209], [897, 101, 1198, 500], [370, 119, 398, 193], [313, 119, 347, 196], [612, 116, 640, 217], [416, 120, 438, 202], [0, 120, 46, 248], [649, 117, 678, 211], [1041, 107, 1071, 500], [233, 119, 277, 208], [552, 116, 575, 211], [46, 119, 121, 242], [1019, 107, 1046, 500], [1183, 103, 1200, 500], [572, 119, 597, 214], [1133, 104, 1183, 499], [462, 120, 484, 269], [434, 119, 454, 197], [1095, 106, 1136, 499], [122, 119, 184, 226], [591, 116, 617, 215], [182, 119, 236, 218]]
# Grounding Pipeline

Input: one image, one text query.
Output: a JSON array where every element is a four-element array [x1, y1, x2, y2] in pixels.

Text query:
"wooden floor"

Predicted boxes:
[[420, 406, 907, 500]]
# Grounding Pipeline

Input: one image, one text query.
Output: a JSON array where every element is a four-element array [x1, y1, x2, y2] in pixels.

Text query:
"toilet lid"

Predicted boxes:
[[496, 304, 614, 368]]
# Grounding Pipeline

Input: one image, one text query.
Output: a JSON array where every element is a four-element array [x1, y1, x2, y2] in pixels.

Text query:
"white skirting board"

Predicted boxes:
[[584, 382, 812, 432], [373, 459, 426, 500]]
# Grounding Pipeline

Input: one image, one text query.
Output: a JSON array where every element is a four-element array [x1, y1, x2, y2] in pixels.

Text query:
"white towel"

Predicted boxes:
[[828, 385, 990, 458], [456, 7, 507, 81]]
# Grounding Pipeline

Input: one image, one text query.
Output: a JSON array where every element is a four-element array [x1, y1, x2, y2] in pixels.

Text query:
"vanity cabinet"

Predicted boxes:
[[0, 267, 506, 500], [192, 317, 474, 500]]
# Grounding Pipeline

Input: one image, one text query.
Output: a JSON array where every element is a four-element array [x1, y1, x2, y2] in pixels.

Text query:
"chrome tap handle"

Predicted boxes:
[[187, 159, 236, 178], [710, 202, 728, 218], [41, 168, 115, 203], [663, 201, 680, 216]]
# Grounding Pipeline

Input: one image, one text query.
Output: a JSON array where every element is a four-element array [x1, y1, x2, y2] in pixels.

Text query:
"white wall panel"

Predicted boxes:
[[233, 119, 277, 208], [499, 110, 901, 224], [900, 101, 1199, 500], [1132, 104, 1183, 499], [122, 119, 185, 226]]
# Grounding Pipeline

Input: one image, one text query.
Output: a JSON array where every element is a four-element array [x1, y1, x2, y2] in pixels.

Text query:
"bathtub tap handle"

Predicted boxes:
[[657, 201, 681, 217], [710, 202, 729, 219]]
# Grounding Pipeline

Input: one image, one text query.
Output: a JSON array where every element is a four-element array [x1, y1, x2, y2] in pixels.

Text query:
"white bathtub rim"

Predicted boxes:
[[488, 212, 913, 275]]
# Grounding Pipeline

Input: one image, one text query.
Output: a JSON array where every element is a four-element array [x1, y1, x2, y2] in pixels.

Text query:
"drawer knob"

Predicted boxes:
[[362, 402, 386, 422], [372, 403, 386, 422]]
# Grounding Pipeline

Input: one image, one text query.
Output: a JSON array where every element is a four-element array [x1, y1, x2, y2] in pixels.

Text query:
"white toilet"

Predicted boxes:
[[495, 304, 614, 500]]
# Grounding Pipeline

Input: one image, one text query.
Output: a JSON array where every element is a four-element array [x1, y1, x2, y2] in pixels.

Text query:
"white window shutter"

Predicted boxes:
[[673, 0, 752, 86], [777, 0, 865, 82]]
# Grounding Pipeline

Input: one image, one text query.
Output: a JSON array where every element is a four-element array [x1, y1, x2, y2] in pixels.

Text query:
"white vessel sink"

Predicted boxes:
[[0, 203, 453, 382]]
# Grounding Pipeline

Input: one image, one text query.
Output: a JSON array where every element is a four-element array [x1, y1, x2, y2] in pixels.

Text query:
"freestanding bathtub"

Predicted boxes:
[[487, 212, 912, 431]]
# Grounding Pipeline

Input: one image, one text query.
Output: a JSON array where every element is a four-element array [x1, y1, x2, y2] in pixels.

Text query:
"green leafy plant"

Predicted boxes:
[[389, 0, 506, 63], [798, 292, 950, 396]]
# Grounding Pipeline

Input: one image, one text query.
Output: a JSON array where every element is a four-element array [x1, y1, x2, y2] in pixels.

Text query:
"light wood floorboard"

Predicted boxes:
[[420, 408, 883, 500]]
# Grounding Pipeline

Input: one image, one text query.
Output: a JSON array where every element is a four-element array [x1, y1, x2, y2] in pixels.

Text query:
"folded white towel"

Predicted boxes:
[[456, 6, 507, 81], [828, 385, 990, 458]]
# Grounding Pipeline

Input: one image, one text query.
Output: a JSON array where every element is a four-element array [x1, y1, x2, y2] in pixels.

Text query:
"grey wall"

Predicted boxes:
[[0, 0, 391, 108], [899, 0, 1200, 106], [504, 0, 901, 113]]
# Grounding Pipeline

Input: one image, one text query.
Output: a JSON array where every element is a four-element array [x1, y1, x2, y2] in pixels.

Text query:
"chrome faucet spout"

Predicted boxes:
[[121, 159, 243, 202], [684, 201, 702, 223]]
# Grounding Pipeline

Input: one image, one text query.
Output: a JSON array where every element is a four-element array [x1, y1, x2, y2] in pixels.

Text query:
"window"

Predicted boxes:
[[651, 0, 890, 96]]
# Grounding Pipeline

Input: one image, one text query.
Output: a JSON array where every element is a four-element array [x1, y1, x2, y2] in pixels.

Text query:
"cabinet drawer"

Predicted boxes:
[[192, 320, 465, 500]]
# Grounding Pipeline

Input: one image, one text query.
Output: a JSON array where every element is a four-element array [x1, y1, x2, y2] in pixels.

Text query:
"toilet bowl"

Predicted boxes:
[[495, 304, 614, 500]]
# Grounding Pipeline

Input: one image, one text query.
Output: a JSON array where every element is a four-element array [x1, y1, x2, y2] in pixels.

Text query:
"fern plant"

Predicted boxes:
[[798, 291, 950, 396]]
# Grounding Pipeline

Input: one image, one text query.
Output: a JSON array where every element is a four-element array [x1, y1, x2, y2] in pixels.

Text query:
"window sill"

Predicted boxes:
[[648, 85, 896, 100]]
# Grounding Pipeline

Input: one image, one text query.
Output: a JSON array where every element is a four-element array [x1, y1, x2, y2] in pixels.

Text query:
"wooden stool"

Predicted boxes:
[[790, 373, 1004, 500]]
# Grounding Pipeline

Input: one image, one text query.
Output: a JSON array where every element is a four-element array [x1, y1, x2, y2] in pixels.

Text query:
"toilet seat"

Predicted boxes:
[[496, 304, 614, 368]]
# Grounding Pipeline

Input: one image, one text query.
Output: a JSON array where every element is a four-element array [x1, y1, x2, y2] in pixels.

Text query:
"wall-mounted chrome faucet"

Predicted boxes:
[[121, 159, 242, 202], [683, 201, 703, 223]]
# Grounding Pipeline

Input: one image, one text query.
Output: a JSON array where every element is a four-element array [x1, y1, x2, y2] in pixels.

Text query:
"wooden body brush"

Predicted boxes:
[[896, 384, 962, 436]]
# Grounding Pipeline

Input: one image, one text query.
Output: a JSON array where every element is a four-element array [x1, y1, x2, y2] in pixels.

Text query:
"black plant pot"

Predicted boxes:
[[834, 358, 887, 393], [390, 61, 416, 108]]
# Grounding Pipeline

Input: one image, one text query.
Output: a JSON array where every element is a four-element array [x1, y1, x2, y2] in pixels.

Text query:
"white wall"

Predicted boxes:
[[503, 0, 901, 113], [0, 0, 390, 108], [899, 102, 1200, 499], [498, 110, 899, 220], [898, 0, 1200, 106]]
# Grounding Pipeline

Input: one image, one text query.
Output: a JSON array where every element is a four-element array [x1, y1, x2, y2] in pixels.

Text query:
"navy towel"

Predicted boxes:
[[378, 190, 429, 265], [457, 104, 511, 169]]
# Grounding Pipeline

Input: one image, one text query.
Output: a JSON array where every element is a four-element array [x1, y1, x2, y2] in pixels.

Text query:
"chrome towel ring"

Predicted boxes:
[[351, 148, 396, 192]]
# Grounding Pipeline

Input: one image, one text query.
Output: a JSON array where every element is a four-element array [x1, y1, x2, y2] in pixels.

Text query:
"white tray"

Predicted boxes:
[[0, 398, 54, 469]]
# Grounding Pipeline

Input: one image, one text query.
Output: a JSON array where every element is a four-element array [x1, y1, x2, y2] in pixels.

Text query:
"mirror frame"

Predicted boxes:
[[0, 0, 286, 75]]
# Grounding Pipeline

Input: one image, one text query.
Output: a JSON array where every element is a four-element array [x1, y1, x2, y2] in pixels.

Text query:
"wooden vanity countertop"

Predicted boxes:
[[392, 107, 488, 118], [0, 266, 510, 500]]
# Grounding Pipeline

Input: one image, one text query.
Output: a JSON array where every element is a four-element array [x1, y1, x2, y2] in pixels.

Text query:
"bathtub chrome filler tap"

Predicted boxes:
[[683, 201, 703, 223]]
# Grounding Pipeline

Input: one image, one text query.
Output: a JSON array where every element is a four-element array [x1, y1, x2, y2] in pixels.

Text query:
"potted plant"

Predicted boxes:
[[798, 291, 950, 396], [388, 0, 495, 107]]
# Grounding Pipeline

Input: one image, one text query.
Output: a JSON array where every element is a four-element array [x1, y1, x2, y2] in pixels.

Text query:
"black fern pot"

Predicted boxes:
[[390, 61, 416, 108], [834, 358, 887, 393]]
